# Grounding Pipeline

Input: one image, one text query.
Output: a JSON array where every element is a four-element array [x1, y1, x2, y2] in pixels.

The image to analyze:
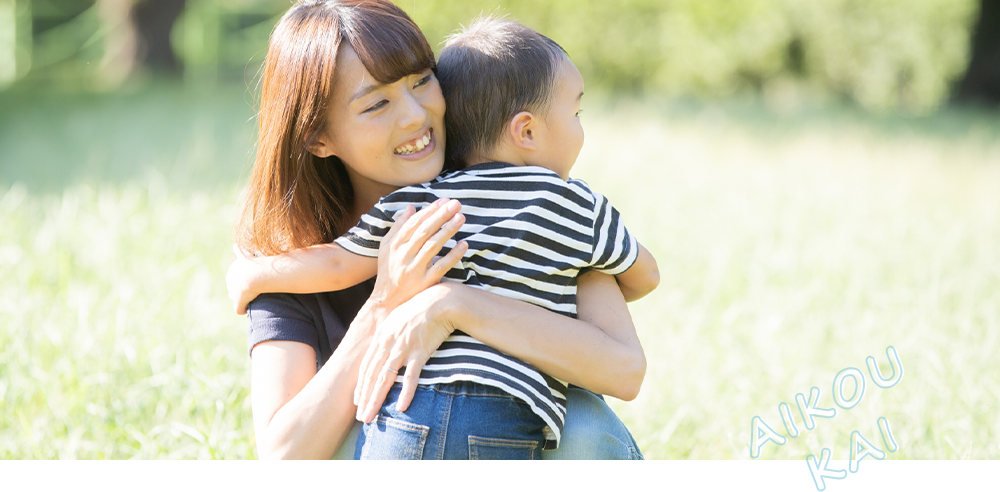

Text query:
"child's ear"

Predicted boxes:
[[508, 111, 537, 150], [309, 131, 337, 158]]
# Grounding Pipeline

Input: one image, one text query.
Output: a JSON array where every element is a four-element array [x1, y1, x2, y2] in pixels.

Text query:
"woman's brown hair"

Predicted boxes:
[[236, 0, 435, 255]]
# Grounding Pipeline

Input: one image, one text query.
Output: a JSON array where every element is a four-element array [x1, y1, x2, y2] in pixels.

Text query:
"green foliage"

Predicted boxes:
[[172, 0, 288, 83], [3, 0, 984, 111], [399, 0, 979, 112]]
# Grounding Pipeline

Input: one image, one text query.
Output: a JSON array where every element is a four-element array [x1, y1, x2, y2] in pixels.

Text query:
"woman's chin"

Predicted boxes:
[[393, 144, 444, 184]]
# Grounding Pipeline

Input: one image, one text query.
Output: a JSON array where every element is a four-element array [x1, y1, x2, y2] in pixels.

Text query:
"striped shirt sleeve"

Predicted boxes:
[[334, 201, 398, 258], [589, 191, 640, 275]]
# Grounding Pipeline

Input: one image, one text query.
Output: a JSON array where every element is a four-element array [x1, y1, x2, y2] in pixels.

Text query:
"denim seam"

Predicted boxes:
[[629, 446, 644, 460], [469, 436, 538, 460], [374, 415, 429, 434], [430, 386, 520, 400], [468, 436, 539, 448], [435, 392, 453, 461]]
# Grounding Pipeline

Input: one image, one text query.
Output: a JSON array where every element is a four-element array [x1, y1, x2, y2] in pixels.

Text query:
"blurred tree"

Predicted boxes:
[[133, 0, 186, 73], [955, 0, 1000, 104], [1, 0, 984, 111], [97, 0, 138, 86], [96, 0, 185, 86]]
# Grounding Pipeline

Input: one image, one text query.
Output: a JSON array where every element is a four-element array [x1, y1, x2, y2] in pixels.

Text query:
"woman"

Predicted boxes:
[[233, 0, 645, 459]]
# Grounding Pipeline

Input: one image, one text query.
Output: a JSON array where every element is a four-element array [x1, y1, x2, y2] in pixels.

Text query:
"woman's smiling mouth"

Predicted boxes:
[[394, 128, 434, 156]]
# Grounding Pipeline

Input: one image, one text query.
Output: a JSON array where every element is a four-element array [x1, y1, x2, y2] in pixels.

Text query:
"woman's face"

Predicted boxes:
[[313, 44, 447, 201]]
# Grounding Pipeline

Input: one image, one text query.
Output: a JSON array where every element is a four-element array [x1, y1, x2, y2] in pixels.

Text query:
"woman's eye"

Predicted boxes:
[[414, 74, 432, 88], [576, 109, 584, 117], [364, 100, 388, 113]]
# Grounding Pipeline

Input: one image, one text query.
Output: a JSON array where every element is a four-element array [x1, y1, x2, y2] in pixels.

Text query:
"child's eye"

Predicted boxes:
[[575, 109, 584, 117], [363, 100, 388, 113], [414, 74, 432, 88]]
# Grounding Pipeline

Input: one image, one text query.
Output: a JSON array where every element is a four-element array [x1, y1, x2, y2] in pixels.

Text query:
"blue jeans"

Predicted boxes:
[[354, 381, 546, 460], [333, 386, 643, 460], [543, 386, 644, 460]]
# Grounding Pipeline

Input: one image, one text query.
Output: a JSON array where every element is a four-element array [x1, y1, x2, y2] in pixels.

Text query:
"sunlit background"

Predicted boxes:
[[1, 0, 998, 460]]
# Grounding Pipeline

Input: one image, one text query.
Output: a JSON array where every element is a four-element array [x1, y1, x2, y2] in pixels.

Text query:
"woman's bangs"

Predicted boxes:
[[343, 7, 435, 84]]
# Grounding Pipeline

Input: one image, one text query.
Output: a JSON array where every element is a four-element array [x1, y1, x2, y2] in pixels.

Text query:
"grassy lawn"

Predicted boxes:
[[1, 87, 998, 459]]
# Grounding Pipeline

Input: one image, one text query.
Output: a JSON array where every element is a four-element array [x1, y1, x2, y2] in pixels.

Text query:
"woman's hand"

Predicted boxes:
[[352, 197, 469, 421], [227, 244, 262, 315], [352, 270, 647, 421], [369, 197, 468, 312], [353, 284, 456, 423]]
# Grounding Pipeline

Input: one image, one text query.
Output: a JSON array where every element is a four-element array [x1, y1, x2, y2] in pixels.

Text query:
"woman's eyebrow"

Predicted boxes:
[[351, 82, 389, 103]]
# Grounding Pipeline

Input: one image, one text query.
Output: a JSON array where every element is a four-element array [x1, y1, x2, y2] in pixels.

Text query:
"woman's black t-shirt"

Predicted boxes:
[[246, 277, 377, 369]]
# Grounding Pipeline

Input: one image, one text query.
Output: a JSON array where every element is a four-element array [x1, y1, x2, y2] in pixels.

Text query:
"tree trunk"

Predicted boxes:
[[954, 0, 1000, 105], [132, 0, 186, 73]]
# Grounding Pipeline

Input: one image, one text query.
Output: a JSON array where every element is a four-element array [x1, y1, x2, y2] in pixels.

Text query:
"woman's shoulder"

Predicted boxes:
[[246, 293, 325, 362], [246, 279, 376, 365]]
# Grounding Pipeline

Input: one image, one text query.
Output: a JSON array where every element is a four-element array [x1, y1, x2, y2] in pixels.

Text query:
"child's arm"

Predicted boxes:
[[614, 242, 659, 302], [228, 243, 377, 315], [228, 198, 467, 315]]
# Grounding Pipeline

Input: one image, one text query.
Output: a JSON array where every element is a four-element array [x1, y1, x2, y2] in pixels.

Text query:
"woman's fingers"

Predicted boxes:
[[395, 357, 426, 413], [426, 241, 468, 282], [397, 199, 461, 259], [380, 204, 415, 251], [360, 351, 406, 423], [412, 199, 462, 245], [355, 335, 386, 412], [353, 288, 455, 422], [414, 211, 465, 267], [392, 198, 446, 247]]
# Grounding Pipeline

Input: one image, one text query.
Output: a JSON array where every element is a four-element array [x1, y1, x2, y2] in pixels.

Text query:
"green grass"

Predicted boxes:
[[581, 99, 1000, 459], [1, 87, 998, 459]]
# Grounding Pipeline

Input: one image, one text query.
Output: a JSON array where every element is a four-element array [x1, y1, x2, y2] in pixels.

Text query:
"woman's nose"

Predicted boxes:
[[398, 92, 427, 130]]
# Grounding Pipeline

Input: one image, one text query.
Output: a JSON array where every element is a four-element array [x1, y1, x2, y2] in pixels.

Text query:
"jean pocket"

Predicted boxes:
[[468, 436, 540, 460], [357, 416, 429, 460]]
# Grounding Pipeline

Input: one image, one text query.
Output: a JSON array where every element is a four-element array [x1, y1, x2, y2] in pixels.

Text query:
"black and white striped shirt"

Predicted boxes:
[[335, 162, 639, 447]]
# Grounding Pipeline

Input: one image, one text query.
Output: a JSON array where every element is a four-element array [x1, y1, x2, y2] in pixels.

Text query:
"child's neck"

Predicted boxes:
[[468, 150, 568, 180]]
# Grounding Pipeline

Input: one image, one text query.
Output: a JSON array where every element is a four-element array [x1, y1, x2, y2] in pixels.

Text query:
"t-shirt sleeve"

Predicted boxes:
[[589, 191, 639, 275], [334, 187, 442, 258], [334, 201, 398, 258], [247, 293, 320, 363]]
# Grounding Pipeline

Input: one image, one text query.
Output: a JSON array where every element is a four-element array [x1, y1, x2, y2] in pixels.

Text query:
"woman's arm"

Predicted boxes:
[[454, 270, 645, 398], [250, 301, 383, 459], [355, 269, 646, 423], [249, 200, 467, 459]]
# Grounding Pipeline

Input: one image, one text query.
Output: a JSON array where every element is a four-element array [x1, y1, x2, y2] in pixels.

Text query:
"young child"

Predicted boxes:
[[230, 16, 659, 458]]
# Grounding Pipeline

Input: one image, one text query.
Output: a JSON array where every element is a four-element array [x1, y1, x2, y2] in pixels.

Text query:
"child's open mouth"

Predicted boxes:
[[393, 128, 433, 156]]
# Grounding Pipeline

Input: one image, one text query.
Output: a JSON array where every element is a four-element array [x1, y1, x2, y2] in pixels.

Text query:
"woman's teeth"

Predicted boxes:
[[395, 134, 431, 155]]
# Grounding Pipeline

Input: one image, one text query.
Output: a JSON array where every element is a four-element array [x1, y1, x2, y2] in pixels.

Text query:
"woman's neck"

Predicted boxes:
[[345, 171, 400, 233]]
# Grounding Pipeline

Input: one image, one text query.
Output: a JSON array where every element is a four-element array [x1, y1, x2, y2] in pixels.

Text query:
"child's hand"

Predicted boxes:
[[227, 244, 262, 315]]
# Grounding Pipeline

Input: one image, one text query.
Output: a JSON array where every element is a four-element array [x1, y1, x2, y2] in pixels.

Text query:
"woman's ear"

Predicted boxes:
[[508, 111, 537, 150], [309, 132, 337, 158]]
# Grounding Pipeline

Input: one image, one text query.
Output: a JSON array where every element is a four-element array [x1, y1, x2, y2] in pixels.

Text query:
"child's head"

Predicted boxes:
[[437, 16, 585, 178]]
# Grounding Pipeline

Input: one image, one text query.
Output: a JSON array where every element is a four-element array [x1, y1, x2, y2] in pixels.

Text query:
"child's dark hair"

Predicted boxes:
[[436, 15, 568, 169]]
